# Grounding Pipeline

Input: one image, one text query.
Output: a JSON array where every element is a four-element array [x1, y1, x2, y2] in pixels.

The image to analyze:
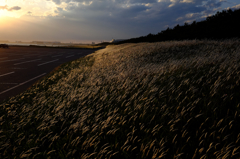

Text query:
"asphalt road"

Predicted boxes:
[[0, 46, 100, 103]]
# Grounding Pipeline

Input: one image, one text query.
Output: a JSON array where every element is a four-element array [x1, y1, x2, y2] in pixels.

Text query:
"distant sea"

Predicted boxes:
[[5, 43, 65, 47]]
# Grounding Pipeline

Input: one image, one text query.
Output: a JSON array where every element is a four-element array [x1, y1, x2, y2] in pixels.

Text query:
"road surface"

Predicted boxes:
[[0, 46, 100, 103]]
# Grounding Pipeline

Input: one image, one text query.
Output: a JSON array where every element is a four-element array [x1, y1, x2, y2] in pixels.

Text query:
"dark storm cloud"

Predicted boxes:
[[52, 0, 72, 5], [14, 0, 235, 42], [47, 0, 230, 38], [203, 0, 223, 8], [55, 7, 64, 13], [52, 0, 219, 21], [161, 0, 226, 26], [0, 5, 21, 11], [8, 6, 21, 11]]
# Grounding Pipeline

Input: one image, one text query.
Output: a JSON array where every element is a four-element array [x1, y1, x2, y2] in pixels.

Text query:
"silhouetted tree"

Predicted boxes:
[[118, 8, 240, 44]]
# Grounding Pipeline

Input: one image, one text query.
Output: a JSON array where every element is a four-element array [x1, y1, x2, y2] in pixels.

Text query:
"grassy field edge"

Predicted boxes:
[[1, 40, 240, 158]]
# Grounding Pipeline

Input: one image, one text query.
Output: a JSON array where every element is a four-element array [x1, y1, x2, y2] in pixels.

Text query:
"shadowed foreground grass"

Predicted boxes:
[[1, 39, 240, 158]]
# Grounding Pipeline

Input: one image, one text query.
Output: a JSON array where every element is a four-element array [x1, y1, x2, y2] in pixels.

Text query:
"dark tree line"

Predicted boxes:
[[118, 8, 240, 44], [0, 44, 9, 48]]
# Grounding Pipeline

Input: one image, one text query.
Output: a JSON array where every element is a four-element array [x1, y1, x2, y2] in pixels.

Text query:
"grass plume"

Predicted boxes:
[[1, 39, 240, 158]]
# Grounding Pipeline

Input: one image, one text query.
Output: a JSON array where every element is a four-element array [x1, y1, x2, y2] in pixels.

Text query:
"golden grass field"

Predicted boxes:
[[1, 39, 240, 158]]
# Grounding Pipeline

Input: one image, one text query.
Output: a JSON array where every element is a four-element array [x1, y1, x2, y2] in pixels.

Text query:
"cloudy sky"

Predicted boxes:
[[0, 0, 239, 43]]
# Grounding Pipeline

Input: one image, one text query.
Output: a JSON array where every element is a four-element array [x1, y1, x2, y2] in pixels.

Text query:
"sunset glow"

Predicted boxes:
[[0, 1, 6, 18], [0, 1, 5, 6], [0, 0, 239, 42], [0, 10, 7, 18]]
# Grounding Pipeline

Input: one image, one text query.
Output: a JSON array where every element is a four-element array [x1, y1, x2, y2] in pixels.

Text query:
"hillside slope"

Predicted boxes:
[[1, 40, 240, 158]]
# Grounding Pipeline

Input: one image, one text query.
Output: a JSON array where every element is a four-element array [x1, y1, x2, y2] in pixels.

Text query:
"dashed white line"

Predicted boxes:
[[14, 59, 42, 65], [0, 73, 46, 95], [0, 72, 15, 77], [66, 55, 74, 58], [38, 59, 59, 66], [0, 58, 25, 63], [52, 54, 63, 57]]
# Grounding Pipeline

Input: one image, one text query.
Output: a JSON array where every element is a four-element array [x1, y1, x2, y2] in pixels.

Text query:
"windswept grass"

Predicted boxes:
[[1, 39, 240, 158]]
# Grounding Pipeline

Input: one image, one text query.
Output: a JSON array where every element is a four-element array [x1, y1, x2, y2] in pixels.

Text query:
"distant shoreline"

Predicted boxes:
[[1, 44, 106, 50], [6, 43, 72, 47]]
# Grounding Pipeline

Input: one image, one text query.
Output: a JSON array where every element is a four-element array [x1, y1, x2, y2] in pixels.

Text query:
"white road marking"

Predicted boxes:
[[14, 59, 42, 65], [52, 54, 63, 57], [0, 73, 46, 95], [38, 59, 59, 66], [66, 55, 74, 58], [0, 58, 25, 63], [0, 72, 15, 77]]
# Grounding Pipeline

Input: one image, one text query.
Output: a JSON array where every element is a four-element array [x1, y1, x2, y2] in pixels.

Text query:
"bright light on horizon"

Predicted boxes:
[[0, 0, 59, 19], [0, 0, 6, 5], [0, 1, 7, 18], [0, 10, 7, 18], [0, 0, 240, 43]]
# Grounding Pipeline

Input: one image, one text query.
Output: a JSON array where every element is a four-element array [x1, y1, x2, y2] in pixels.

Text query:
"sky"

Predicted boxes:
[[0, 0, 240, 43]]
